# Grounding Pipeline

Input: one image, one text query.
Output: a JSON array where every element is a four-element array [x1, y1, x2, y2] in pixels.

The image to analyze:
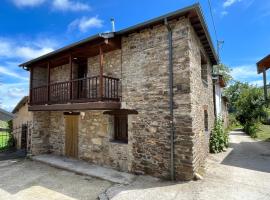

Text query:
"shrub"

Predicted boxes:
[[243, 122, 259, 138], [210, 118, 229, 153]]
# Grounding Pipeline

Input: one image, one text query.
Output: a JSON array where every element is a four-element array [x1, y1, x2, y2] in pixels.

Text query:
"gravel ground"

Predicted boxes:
[[0, 159, 112, 200]]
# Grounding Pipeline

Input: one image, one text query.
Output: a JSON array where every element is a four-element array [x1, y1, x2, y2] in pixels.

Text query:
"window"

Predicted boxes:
[[201, 53, 208, 84], [114, 114, 128, 143], [204, 110, 208, 132]]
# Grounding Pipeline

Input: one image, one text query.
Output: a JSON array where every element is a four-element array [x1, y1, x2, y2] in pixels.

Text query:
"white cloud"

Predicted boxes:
[[16, 46, 54, 60], [0, 38, 55, 60], [69, 16, 103, 32], [0, 66, 29, 81], [231, 64, 262, 83], [223, 0, 241, 8], [52, 0, 90, 11], [0, 82, 29, 112], [249, 80, 263, 86], [11, 0, 46, 7]]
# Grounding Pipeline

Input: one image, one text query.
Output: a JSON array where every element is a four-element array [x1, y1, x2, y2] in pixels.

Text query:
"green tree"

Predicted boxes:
[[224, 81, 249, 113], [213, 63, 233, 85], [236, 86, 267, 137]]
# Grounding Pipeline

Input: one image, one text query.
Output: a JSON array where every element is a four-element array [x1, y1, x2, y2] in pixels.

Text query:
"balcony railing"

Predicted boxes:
[[30, 75, 120, 105]]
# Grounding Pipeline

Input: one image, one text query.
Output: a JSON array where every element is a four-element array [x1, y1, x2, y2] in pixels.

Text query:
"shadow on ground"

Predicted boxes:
[[221, 131, 270, 173], [0, 149, 26, 161]]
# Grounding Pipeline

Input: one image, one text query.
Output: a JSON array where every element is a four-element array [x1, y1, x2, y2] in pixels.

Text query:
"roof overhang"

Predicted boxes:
[[257, 54, 270, 74], [19, 3, 218, 70]]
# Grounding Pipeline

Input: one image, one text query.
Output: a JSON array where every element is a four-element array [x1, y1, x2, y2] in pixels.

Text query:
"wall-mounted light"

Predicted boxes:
[[81, 112, 85, 119]]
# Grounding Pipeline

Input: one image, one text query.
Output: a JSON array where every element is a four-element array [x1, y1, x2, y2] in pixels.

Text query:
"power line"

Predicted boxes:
[[207, 0, 218, 42], [206, 0, 222, 63]]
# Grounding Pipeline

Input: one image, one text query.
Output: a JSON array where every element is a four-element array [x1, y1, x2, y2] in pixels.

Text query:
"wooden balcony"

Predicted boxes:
[[29, 75, 121, 111]]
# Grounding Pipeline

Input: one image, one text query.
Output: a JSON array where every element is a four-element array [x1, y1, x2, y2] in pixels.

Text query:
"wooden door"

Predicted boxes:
[[65, 115, 79, 158]]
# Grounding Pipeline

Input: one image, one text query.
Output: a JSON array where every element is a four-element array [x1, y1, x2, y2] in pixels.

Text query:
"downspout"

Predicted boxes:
[[164, 18, 175, 181]]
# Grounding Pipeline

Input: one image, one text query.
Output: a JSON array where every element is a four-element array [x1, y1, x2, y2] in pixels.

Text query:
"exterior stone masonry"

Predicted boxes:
[[30, 17, 215, 180]]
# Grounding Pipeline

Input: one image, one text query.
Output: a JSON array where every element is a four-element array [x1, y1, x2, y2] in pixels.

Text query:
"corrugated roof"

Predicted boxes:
[[20, 3, 218, 68]]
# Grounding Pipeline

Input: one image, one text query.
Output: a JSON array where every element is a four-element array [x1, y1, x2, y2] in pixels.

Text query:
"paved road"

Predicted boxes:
[[0, 159, 112, 200], [0, 130, 269, 200], [107, 130, 270, 200]]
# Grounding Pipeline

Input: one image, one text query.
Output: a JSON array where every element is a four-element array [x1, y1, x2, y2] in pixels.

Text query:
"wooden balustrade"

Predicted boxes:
[[30, 76, 120, 105]]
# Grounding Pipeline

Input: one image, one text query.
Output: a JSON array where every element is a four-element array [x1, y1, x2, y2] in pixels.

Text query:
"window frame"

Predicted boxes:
[[113, 114, 128, 143], [204, 109, 209, 132], [201, 53, 208, 86]]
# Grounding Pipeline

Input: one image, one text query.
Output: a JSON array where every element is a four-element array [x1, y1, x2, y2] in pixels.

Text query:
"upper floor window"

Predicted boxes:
[[204, 109, 208, 132], [201, 53, 208, 85]]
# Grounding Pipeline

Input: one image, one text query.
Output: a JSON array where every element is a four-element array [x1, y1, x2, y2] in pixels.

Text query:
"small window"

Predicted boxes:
[[114, 114, 128, 143], [201, 53, 208, 84], [204, 110, 208, 132]]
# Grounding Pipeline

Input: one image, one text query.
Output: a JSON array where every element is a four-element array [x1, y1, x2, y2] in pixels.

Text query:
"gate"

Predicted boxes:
[[12, 122, 32, 154]]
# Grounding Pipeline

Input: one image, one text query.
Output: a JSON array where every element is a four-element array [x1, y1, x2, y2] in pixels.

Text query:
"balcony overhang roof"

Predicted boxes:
[[257, 54, 270, 74], [19, 3, 218, 70]]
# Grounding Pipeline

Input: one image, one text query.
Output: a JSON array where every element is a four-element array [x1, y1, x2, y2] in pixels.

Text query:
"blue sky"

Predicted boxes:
[[0, 0, 269, 111]]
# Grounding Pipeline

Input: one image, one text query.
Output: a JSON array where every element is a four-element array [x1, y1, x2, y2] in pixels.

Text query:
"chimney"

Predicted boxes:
[[111, 18, 115, 32]]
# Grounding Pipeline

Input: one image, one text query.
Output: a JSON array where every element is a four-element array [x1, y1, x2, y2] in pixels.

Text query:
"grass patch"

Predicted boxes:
[[256, 124, 270, 142], [0, 132, 10, 149]]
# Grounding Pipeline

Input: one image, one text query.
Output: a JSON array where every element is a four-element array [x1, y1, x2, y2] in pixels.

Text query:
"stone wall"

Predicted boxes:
[[32, 66, 47, 88], [50, 64, 70, 83], [31, 112, 50, 155], [188, 21, 215, 176], [121, 18, 195, 179], [31, 17, 215, 181], [32, 111, 129, 172]]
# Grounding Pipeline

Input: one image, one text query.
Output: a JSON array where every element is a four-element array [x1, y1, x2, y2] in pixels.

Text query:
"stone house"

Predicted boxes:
[[12, 96, 33, 149], [19, 4, 218, 181]]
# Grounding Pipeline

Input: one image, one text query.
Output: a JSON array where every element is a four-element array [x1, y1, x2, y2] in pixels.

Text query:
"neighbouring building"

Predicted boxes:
[[12, 96, 33, 149], [213, 74, 228, 127], [19, 4, 218, 180], [0, 108, 14, 122]]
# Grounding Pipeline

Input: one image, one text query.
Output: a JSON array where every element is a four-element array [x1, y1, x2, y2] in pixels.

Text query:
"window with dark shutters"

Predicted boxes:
[[114, 114, 128, 143]]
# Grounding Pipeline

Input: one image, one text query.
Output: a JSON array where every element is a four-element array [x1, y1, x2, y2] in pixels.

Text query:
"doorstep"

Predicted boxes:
[[32, 154, 135, 184]]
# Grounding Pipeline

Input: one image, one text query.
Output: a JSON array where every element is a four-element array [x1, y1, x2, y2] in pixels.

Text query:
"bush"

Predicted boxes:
[[210, 118, 229, 153], [243, 122, 259, 138]]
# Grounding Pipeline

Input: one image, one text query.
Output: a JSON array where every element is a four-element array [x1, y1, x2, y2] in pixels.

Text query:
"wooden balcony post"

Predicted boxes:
[[70, 55, 73, 100], [263, 67, 268, 104], [29, 67, 33, 105], [47, 62, 50, 103], [99, 46, 104, 100]]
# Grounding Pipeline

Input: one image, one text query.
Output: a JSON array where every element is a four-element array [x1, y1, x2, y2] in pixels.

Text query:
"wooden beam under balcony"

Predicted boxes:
[[28, 102, 121, 111]]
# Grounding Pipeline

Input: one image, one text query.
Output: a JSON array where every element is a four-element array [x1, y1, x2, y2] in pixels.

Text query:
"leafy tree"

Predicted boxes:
[[224, 81, 249, 113], [236, 86, 266, 124], [235, 86, 267, 137], [213, 63, 233, 85]]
